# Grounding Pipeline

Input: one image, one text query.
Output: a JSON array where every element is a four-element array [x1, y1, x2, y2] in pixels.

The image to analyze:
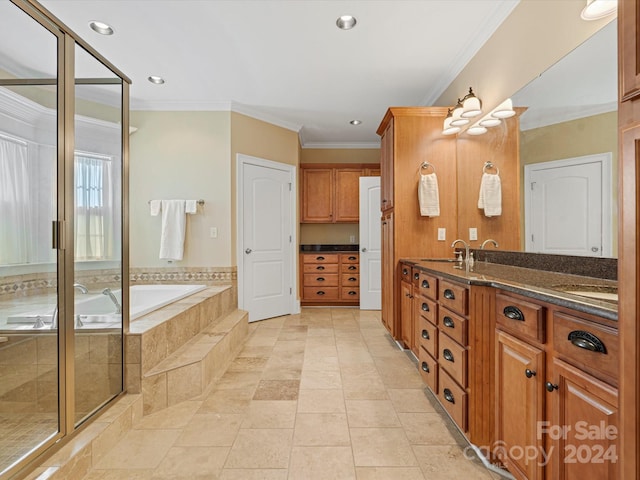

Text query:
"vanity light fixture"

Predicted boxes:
[[147, 75, 165, 85], [580, 0, 617, 20], [349, 119, 362, 125], [442, 108, 462, 135], [450, 99, 470, 127], [460, 87, 482, 118], [491, 98, 516, 119], [467, 125, 488, 136], [89, 20, 114, 35], [336, 15, 357, 30]]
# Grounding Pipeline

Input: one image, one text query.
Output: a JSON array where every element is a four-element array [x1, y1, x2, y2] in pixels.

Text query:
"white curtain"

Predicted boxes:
[[0, 136, 33, 264], [74, 154, 114, 260]]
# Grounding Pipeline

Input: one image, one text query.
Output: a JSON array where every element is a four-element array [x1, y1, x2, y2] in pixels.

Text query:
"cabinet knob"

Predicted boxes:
[[443, 316, 455, 328], [421, 279, 430, 288], [316, 266, 325, 270], [421, 329, 430, 340], [317, 291, 325, 296], [443, 289, 455, 300], [316, 277, 325, 281], [545, 382, 559, 392], [348, 291, 357, 295], [403, 268, 409, 275], [443, 349, 454, 362], [525, 369, 536, 378], [316, 256, 325, 260], [421, 361, 430, 373], [568, 330, 606, 353], [503, 306, 525, 321], [421, 303, 429, 312], [414, 273, 420, 280], [443, 388, 455, 404], [348, 266, 357, 270]]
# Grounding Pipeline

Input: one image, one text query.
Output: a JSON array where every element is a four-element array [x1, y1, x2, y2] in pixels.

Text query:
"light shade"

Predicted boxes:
[[450, 101, 470, 127], [581, 0, 617, 20], [479, 117, 502, 128], [467, 125, 488, 136], [461, 88, 482, 118], [442, 112, 461, 135], [491, 98, 516, 119]]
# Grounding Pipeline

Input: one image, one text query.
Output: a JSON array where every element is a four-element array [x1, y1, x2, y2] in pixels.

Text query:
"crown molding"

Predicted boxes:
[[301, 141, 380, 149], [520, 102, 617, 131], [130, 99, 232, 111], [230, 102, 302, 133]]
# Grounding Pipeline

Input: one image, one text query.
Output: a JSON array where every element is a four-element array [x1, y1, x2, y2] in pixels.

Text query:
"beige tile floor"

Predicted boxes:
[[81, 308, 505, 480]]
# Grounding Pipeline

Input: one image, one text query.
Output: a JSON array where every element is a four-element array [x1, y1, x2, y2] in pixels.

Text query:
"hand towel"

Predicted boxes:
[[419, 173, 440, 217], [149, 199, 161, 216], [185, 199, 198, 214], [478, 172, 502, 217], [159, 200, 187, 260]]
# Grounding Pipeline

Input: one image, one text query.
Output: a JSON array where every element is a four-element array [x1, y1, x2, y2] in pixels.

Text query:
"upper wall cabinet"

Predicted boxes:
[[300, 163, 380, 223]]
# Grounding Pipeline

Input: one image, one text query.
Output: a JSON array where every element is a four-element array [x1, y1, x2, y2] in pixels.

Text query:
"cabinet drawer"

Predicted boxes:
[[417, 272, 438, 300], [303, 287, 339, 300], [496, 292, 545, 343], [418, 316, 438, 358], [341, 287, 359, 300], [303, 254, 339, 264], [419, 347, 438, 394], [303, 273, 339, 287], [400, 264, 412, 282], [340, 253, 359, 264], [417, 296, 437, 325], [438, 307, 468, 346], [438, 280, 468, 316], [438, 368, 468, 432], [552, 311, 618, 382], [304, 263, 339, 273], [341, 274, 360, 286], [439, 333, 467, 388], [342, 263, 359, 273]]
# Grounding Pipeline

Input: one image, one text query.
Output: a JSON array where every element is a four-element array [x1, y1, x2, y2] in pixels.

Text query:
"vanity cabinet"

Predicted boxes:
[[301, 252, 359, 305], [300, 163, 380, 223]]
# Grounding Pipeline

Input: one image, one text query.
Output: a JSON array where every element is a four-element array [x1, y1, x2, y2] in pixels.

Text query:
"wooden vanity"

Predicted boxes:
[[400, 257, 618, 479]]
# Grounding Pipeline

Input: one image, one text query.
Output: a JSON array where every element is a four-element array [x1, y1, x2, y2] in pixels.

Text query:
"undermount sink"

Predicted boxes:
[[552, 284, 618, 303]]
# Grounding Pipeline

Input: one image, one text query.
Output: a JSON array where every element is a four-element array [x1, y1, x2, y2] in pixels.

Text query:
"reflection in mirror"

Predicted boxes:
[[514, 20, 617, 258]]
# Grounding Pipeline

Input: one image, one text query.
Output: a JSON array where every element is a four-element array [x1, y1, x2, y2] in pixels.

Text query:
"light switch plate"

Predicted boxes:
[[210, 227, 218, 238], [469, 227, 478, 241], [438, 228, 446, 241]]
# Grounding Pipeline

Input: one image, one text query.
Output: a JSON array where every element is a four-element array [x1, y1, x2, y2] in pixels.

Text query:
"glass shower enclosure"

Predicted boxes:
[[0, 1, 130, 477]]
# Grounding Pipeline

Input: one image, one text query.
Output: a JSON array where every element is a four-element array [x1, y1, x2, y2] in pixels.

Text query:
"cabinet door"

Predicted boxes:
[[548, 358, 618, 480], [380, 121, 394, 210], [620, 0, 640, 101], [400, 280, 413, 349], [381, 212, 395, 336], [335, 168, 363, 222], [495, 330, 545, 480], [364, 166, 381, 176], [301, 168, 333, 222]]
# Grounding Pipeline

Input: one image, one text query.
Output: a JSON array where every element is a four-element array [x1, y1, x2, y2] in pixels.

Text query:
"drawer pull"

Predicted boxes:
[[348, 256, 357, 260], [317, 291, 325, 295], [421, 361, 430, 373], [421, 279, 430, 288], [348, 277, 357, 281], [443, 349, 454, 362], [525, 369, 536, 378], [421, 329, 430, 340], [443, 289, 455, 300], [421, 303, 429, 312], [348, 266, 357, 270], [348, 291, 357, 295], [503, 305, 525, 321], [568, 330, 607, 354], [402, 268, 409, 275], [546, 382, 559, 392], [443, 388, 455, 404], [317, 277, 325, 281], [316, 266, 325, 270], [414, 272, 420, 280], [443, 316, 455, 328], [316, 256, 325, 260]]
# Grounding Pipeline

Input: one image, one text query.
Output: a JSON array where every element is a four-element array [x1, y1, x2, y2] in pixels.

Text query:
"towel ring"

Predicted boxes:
[[420, 162, 435, 174], [483, 162, 499, 175]]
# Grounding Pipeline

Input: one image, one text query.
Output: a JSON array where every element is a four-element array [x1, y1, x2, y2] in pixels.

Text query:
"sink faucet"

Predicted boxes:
[[102, 288, 122, 314], [480, 239, 499, 249], [451, 239, 470, 262], [51, 283, 89, 329]]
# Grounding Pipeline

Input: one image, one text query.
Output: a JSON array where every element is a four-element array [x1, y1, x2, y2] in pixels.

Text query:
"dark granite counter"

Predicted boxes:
[[403, 258, 618, 322], [300, 244, 359, 252]]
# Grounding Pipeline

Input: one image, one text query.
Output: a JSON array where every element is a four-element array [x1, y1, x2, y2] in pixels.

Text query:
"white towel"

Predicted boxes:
[[149, 199, 161, 216], [159, 200, 187, 260], [478, 173, 502, 217], [419, 173, 440, 217], [185, 199, 198, 214]]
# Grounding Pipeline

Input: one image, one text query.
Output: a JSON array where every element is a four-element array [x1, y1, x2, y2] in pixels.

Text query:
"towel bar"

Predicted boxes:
[[148, 199, 204, 205], [420, 162, 435, 173]]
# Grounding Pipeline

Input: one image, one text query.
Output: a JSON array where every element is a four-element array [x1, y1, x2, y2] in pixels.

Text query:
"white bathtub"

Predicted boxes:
[[5, 284, 207, 329]]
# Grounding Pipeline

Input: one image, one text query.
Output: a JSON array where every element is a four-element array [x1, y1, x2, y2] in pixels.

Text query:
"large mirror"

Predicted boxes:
[[513, 19, 617, 257]]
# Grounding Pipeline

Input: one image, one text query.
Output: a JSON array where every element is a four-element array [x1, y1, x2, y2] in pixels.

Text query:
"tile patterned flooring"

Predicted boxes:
[[80, 308, 503, 480]]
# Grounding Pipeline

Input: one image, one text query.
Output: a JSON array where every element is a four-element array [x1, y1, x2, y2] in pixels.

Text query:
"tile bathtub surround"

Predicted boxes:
[[73, 308, 504, 480]]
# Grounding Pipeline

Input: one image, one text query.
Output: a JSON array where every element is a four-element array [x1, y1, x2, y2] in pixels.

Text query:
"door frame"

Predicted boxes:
[[523, 152, 613, 256], [236, 153, 299, 317]]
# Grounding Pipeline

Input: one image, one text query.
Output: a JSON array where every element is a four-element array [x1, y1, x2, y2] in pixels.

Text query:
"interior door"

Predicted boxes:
[[359, 176, 381, 310], [525, 153, 612, 256], [240, 157, 294, 322]]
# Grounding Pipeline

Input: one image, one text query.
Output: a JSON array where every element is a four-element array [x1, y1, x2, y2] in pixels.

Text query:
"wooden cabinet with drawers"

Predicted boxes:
[[301, 252, 360, 305]]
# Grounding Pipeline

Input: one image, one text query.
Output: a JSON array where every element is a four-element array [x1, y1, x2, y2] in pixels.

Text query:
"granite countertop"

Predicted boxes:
[[403, 258, 618, 322], [300, 244, 359, 253]]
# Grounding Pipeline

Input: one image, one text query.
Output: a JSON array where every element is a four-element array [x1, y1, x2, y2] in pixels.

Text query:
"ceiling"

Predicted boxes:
[[32, 0, 520, 147]]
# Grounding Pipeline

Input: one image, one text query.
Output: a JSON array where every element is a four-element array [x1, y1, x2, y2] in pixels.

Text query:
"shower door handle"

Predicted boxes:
[[245, 248, 252, 254]]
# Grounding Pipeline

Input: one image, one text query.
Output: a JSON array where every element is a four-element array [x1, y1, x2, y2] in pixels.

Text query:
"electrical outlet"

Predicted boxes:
[[349, 235, 356, 244], [437, 228, 446, 241], [210, 227, 218, 238], [469, 227, 478, 241]]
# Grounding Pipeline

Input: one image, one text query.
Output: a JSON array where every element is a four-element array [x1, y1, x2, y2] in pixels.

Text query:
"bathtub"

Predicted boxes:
[[4, 284, 207, 330]]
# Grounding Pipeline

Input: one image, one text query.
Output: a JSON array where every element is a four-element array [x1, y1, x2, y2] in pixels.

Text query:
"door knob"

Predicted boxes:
[[591, 247, 599, 252], [245, 248, 252, 254], [361, 247, 367, 252]]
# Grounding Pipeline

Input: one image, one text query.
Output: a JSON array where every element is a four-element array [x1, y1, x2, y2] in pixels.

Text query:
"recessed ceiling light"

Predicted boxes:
[[336, 15, 357, 30], [89, 20, 114, 35], [350, 120, 362, 125], [148, 76, 165, 85]]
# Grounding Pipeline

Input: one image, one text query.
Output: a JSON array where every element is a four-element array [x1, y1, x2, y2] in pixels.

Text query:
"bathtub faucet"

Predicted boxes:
[[51, 283, 89, 329], [102, 288, 122, 314]]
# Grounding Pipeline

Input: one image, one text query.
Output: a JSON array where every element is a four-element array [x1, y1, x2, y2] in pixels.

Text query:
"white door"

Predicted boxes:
[[525, 153, 612, 257], [238, 156, 295, 322], [359, 176, 382, 310]]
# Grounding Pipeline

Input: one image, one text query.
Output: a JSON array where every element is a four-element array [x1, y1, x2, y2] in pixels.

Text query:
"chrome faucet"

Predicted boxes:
[[481, 239, 499, 249], [102, 288, 122, 314], [74, 283, 89, 294], [451, 239, 470, 262], [51, 283, 89, 329]]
